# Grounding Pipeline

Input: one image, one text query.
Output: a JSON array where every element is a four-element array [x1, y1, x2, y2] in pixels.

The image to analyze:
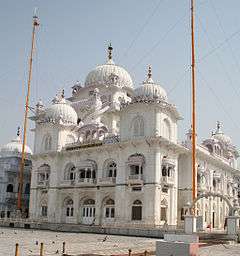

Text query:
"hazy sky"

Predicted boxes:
[[1, 0, 240, 150]]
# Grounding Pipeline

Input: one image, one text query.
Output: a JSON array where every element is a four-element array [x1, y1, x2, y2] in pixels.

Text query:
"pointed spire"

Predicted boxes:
[[144, 65, 154, 83], [17, 126, 20, 137], [108, 43, 113, 61], [147, 65, 152, 79]]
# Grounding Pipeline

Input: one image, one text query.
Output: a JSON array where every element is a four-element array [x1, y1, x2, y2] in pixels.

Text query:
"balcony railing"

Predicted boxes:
[[77, 178, 96, 185], [161, 176, 174, 185], [60, 180, 76, 186], [127, 174, 143, 185], [60, 178, 97, 186], [98, 177, 116, 184], [37, 180, 49, 188]]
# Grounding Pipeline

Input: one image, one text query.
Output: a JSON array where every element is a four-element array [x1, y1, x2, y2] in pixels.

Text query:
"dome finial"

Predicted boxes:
[[108, 43, 113, 60], [216, 121, 221, 133], [147, 65, 152, 79], [61, 89, 65, 98], [17, 126, 20, 137]]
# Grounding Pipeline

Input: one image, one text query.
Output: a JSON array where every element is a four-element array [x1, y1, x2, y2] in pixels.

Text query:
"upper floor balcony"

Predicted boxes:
[[161, 175, 174, 185], [127, 174, 143, 185], [37, 180, 49, 188]]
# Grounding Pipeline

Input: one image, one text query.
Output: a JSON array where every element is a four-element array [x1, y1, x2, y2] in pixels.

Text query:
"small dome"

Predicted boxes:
[[45, 95, 78, 125], [85, 44, 133, 89], [134, 66, 167, 101], [212, 121, 232, 145], [0, 128, 32, 157]]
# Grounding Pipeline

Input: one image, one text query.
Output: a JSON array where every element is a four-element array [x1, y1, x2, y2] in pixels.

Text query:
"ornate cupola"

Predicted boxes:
[[44, 91, 78, 125], [212, 121, 232, 145], [134, 65, 168, 101]]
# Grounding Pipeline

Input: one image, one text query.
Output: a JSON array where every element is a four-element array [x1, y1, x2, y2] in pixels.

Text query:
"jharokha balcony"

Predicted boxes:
[[37, 180, 49, 188], [127, 174, 143, 185], [161, 175, 174, 185]]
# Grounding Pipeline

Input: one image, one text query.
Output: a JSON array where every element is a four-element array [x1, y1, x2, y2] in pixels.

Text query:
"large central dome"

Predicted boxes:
[[84, 45, 133, 89]]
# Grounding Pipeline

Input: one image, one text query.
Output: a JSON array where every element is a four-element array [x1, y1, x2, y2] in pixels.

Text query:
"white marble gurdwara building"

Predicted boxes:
[[0, 128, 32, 218], [29, 46, 240, 229]]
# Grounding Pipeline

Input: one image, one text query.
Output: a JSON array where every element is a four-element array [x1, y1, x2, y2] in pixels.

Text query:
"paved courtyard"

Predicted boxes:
[[0, 227, 240, 256]]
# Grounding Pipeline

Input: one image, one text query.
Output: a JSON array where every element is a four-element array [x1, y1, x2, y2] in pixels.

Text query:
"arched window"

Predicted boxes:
[[65, 198, 74, 217], [160, 199, 168, 222], [104, 199, 115, 219], [162, 118, 171, 140], [6, 184, 13, 193], [64, 163, 76, 181], [131, 116, 144, 137], [213, 179, 217, 189], [127, 154, 145, 178], [106, 162, 117, 178], [41, 201, 48, 217], [43, 134, 52, 151], [37, 164, 50, 185], [24, 183, 30, 194], [197, 174, 201, 185], [162, 166, 167, 177], [78, 160, 97, 182], [132, 200, 142, 221]]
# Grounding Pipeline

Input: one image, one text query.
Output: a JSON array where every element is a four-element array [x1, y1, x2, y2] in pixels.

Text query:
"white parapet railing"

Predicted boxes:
[[98, 177, 116, 184]]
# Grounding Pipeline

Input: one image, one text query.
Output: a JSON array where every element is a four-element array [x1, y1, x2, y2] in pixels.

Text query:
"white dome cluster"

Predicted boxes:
[[0, 129, 32, 157], [134, 66, 167, 101], [45, 96, 78, 125]]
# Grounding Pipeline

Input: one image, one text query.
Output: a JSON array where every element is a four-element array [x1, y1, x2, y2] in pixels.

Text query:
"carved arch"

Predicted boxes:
[[190, 192, 234, 216]]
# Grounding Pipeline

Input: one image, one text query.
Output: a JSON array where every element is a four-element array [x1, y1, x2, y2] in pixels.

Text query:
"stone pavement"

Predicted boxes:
[[0, 227, 240, 256]]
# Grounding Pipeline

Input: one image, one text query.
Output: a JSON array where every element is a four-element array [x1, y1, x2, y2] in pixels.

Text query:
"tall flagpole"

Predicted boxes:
[[191, 0, 197, 204], [17, 12, 39, 211]]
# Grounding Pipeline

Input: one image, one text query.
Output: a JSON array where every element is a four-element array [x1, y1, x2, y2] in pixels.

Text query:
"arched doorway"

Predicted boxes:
[[82, 199, 95, 225]]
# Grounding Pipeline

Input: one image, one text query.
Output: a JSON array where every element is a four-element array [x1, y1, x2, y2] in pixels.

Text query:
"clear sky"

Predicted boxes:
[[1, 0, 240, 150]]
